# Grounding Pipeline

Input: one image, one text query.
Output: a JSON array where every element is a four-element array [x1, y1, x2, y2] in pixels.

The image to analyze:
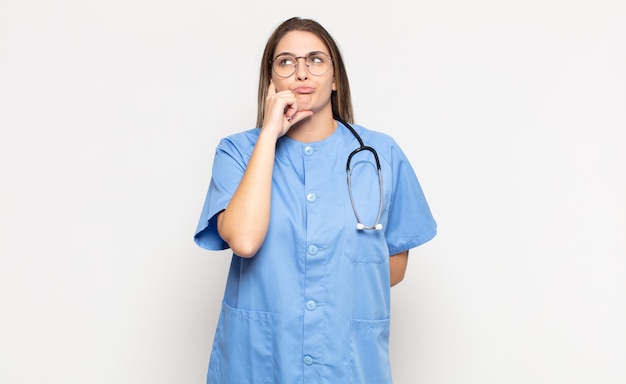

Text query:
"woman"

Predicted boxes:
[[194, 16, 436, 383]]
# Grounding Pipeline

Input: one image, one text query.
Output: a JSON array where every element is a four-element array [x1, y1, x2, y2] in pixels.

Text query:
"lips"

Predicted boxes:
[[293, 87, 315, 94]]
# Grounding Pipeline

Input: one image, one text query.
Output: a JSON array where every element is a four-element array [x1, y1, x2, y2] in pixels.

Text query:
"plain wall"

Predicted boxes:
[[1, 0, 625, 383]]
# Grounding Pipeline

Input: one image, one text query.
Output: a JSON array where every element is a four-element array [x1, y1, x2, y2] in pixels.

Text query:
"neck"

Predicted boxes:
[[286, 112, 337, 143]]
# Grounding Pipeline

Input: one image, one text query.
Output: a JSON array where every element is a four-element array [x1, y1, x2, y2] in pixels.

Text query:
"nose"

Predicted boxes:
[[295, 57, 308, 80]]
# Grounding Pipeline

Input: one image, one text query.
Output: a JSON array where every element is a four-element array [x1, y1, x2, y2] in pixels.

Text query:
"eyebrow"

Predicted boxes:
[[273, 50, 328, 58]]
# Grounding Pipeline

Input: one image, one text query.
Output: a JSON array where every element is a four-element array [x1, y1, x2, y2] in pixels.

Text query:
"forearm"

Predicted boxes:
[[218, 131, 278, 257], [390, 250, 409, 287]]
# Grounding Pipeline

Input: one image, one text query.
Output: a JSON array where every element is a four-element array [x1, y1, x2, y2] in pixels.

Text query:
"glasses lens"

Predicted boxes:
[[272, 55, 296, 77], [272, 53, 332, 78], [306, 53, 331, 76]]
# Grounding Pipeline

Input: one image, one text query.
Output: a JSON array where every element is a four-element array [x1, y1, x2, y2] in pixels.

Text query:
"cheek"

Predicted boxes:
[[272, 78, 288, 92]]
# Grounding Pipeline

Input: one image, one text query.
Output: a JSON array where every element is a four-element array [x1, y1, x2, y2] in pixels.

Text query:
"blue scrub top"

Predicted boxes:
[[195, 122, 436, 383]]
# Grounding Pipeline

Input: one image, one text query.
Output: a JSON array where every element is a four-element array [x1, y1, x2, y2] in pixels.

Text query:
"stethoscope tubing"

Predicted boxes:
[[337, 117, 384, 231]]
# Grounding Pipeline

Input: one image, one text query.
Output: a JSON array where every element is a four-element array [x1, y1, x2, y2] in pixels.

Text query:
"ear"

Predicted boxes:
[[332, 80, 336, 91]]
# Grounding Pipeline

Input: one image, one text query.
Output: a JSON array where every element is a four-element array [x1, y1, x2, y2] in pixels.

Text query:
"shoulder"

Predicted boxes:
[[345, 123, 416, 171], [220, 128, 260, 145], [349, 123, 400, 151], [217, 128, 260, 156]]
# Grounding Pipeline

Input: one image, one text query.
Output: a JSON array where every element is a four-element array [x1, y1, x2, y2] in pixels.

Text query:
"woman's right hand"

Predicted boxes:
[[218, 81, 314, 257], [262, 81, 313, 138]]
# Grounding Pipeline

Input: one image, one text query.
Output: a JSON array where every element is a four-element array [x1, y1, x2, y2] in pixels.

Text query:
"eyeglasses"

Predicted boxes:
[[271, 51, 332, 78]]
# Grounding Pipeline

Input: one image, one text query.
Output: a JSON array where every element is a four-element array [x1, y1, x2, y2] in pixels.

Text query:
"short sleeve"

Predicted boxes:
[[384, 142, 437, 255], [194, 135, 253, 250]]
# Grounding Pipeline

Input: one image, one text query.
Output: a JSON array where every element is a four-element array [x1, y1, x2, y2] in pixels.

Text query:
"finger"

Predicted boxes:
[[288, 110, 313, 124], [284, 101, 298, 122], [267, 80, 277, 96]]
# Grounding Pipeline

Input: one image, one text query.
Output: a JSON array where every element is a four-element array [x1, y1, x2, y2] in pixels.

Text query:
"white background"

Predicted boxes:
[[1, 0, 625, 383]]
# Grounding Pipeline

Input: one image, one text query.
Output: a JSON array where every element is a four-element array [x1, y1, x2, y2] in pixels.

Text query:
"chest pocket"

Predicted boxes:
[[343, 198, 390, 263], [343, 154, 390, 263]]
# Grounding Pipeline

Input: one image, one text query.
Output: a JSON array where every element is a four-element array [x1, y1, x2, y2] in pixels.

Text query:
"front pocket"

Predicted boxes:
[[208, 301, 273, 384], [349, 318, 392, 383]]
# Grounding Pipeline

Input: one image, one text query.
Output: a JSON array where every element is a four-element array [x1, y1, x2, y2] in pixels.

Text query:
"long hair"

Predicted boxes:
[[256, 17, 354, 128]]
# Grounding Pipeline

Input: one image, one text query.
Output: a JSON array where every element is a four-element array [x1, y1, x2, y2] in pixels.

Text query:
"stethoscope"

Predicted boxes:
[[336, 117, 384, 231]]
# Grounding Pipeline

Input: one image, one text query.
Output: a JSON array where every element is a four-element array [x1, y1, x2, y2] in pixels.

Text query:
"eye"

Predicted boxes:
[[308, 54, 326, 64], [276, 56, 295, 66]]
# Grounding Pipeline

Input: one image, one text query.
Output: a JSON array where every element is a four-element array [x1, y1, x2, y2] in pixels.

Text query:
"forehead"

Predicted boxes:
[[274, 31, 329, 56]]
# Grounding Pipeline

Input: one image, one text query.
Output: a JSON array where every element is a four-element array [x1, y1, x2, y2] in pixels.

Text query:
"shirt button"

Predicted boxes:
[[306, 193, 316, 203], [303, 355, 313, 366], [307, 245, 318, 255], [303, 146, 314, 156], [306, 300, 317, 311]]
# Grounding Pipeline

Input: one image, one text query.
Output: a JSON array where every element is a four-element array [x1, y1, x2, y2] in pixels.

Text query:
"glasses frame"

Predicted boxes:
[[270, 51, 333, 78]]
